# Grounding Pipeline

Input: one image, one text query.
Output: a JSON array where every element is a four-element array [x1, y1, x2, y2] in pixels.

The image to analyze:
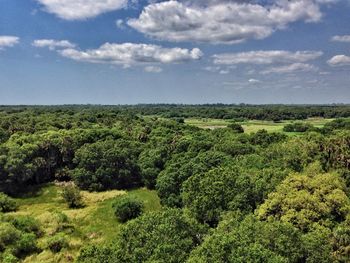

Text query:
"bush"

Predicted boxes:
[[46, 233, 68, 253], [0, 223, 20, 251], [1, 251, 18, 263], [15, 233, 38, 256], [77, 245, 116, 263], [52, 212, 74, 234], [61, 185, 84, 208], [227, 123, 244, 133], [0, 216, 40, 258], [112, 196, 144, 223], [0, 193, 18, 213], [283, 122, 315, 133], [11, 216, 42, 237]]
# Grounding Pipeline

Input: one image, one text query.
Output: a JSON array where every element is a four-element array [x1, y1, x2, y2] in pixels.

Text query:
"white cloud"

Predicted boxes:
[[33, 39, 76, 50], [203, 66, 221, 72], [128, 0, 328, 44], [58, 43, 202, 67], [319, 71, 330, 75], [327, 55, 350, 66], [144, 66, 163, 72], [36, 0, 128, 20], [213, 50, 322, 65], [219, 69, 229, 74], [0, 36, 19, 50], [248, 78, 260, 83], [261, 63, 317, 74], [116, 19, 125, 29], [331, 35, 350, 43], [203, 65, 235, 74]]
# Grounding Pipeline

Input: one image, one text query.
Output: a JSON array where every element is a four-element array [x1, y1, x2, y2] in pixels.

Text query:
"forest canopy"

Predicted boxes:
[[0, 105, 349, 262]]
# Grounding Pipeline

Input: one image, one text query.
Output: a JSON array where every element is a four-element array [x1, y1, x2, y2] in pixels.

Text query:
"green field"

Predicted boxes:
[[185, 118, 333, 133], [8, 184, 161, 263]]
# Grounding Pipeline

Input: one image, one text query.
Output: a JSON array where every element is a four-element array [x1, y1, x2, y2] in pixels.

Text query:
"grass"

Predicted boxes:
[[185, 117, 334, 134], [8, 184, 161, 263]]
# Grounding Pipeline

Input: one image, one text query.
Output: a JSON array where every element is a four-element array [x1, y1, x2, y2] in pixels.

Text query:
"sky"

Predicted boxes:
[[0, 0, 350, 105]]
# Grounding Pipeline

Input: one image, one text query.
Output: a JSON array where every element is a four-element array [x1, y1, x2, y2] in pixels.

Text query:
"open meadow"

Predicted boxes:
[[7, 184, 160, 263], [185, 118, 334, 133]]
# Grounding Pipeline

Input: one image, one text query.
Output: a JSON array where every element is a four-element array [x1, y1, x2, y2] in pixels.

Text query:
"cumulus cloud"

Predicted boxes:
[[33, 39, 76, 50], [58, 43, 202, 67], [261, 63, 317, 74], [0, 36, 19, 50], [35, 0, 128, 20], [331, 35, 350, 43], [213, 50, 322, 65], [128, 0, 329, 44], [144, 66, 163, 72], [327, 55, 350, 66]]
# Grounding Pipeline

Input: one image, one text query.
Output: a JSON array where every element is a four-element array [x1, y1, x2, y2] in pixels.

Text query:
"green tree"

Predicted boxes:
[[157, 151, 230, 208], [72, 140, 141, 191], [187, 214, 303, 263], [182, 165, 254, 226], [256, 163, 350, 231], [114, 209, 207, 263]]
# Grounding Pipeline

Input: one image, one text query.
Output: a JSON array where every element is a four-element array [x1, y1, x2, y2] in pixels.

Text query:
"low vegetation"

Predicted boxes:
[[61, 184, 84, 209], [0, 193, 18, 213]]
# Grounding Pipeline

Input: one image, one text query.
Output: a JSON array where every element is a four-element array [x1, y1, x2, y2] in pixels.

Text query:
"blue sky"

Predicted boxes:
[[0, 0, 349, 104]]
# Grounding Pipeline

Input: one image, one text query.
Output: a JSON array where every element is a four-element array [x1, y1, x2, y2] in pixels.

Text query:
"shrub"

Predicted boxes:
[[11, 216, 42, 237], [15, 233, 38, 256], [0, 193, 18, 213], [283, 122, 315, 133], [1, 251, 18, 263], [112, 196, 144, 223], [46, 233, 68, 253], [227, 123, 244, 133], [77, 245, 116, 263], [52, 212, 74, 234], [61, 184, 84, 208], [0, 217, 40, 258], [0, 223, 21, 249], [249, 130, 287, 146]]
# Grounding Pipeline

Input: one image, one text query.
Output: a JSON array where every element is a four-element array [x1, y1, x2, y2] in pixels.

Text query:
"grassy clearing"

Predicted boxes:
[[185, 118, 229, 129], [185, 118, 333, 134], [8, 184, 161, 263]]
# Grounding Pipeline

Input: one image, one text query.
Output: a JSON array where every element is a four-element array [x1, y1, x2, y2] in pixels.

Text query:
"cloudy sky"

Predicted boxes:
[[0, 0, 349, 104]]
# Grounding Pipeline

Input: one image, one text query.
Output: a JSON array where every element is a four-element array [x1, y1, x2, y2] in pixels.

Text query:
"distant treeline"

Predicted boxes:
[[1, 104, 350, 120]]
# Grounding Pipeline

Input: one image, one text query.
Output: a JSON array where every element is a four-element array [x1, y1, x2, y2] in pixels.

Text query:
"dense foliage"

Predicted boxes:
[[0, 106, 349, 262], [283, 122, 316, 132], [0, 215, 41, 261], [78, 209, 207, 263], [0, 193, 17, 213], [112, 196, 144, 222]]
